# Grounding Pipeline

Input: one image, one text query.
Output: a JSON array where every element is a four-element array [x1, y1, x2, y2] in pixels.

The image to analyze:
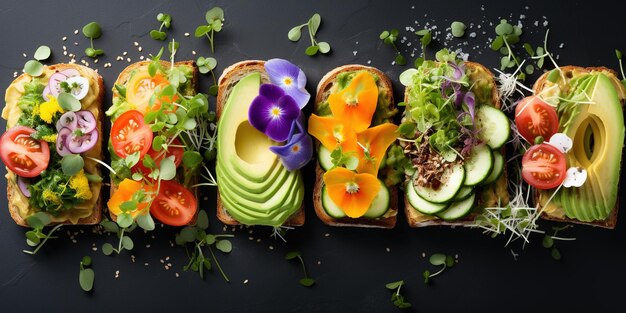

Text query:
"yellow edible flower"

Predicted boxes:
[[42, 189, 61, 204], [41, 134, 57, 143], [69, 170, 93, 200], [38, 95, 64, 124]]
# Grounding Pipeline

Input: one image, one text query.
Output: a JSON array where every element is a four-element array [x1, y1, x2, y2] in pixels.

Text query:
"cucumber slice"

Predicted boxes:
[[482, 150, 504, 185], [475, 105, 510, 149], [436, 192, 475, 221], [318, 146, 333, 171], [407, 181, 449, 215], [463, 144, 493, 186], [321, 180, 390, 219], [453, 186, 473, 201], [414, 163, 465, 204]]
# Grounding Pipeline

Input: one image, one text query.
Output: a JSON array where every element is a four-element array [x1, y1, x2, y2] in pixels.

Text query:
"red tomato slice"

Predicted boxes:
[[126, 70, 178, 114], [515, 96, 559, 143], [134, 138, 184, 175], [522, 143, 567, 189], [150, 181, 197, 226], [111, 110, 153, 158], [0, 126, 50, 178]]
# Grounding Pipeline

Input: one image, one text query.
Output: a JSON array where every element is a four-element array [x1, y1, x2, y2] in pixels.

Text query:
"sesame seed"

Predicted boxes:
[[62, 36, 67, 41], [386, 248, 391, 252], [192, 50, 196, 55], [134, 42, 139, 46], [140, 56, 145, 60], [138, 46, 143, 52], [127, 58, 131, 63], [94, 59, 98, 63], [317, 261, 321, 265], [160, 259, 165, 264], [22, 53, 27, 58], [243, 279, 249, 284], [248, 237, 254, 241], [324, 233, 330, 237], [123, 51, 128, 56], [74, 29, 79, 34], [269, 245, 274, 250], [13, 72, 17, 78], [175, 273, 180, 278], [63, 45, 67, 51], [74, 42, 78, 46], [144, 262, 149, 266]]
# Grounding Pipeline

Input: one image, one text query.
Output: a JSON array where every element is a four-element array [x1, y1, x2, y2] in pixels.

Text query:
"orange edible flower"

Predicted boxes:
[[328, 71, 378, 132], [355, 123, 398, 175], [308, 114, 357, 152], [107, 179, 153, 218], [323, 167, 381, 218]]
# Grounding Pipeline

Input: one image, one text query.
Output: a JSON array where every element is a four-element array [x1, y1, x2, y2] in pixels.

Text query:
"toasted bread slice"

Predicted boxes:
[[215, 60, 305, 226], [312, 65, 398, 228], [110, 60, 199, 223], [403, 61, 509, 227], [3, 64, 104, 226], [532, 66, 626, 229]]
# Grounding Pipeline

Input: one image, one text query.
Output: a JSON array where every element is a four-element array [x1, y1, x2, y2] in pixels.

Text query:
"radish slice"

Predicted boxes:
[[64, 76, 89, 100], [56, 127, 73, 156], [43, 85, 51, 100], [56, 111, 78, 131], [68, 129, 98, 154], [75, 110, 96, 133], [17, 176, 31, 198], [46, 72, 69, 100], [61, 69, 80, 78]]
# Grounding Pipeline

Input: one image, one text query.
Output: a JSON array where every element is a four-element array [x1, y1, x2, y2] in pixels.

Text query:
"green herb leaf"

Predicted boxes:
[[445, 255, 455, 268], [616, 49, 623, 60], [308, 13, 321, 36], [121, 236, 134, 250], [288, 25, 303, 41], [102, 243, 114, 256], [429, 253, 447, 266], [215, 240, 232, 253], [26, 212, 51, 229], [551, 247, 561, 260], [491, 36, 504, 51], [34, 45, 51, 61], [299, 278, 315, 287], [205, 7, 224, 23], [158, 156, 177, 181], [305, 45, 319, 56], [61, 154, 84, 176], [542, 235, 554, 248], [58, 92, 82, 111], [395, 54, 407, 66], [525, 64, 535, 75], [420, 31, 432, 47], [285, 251, 301, 260], [101, 220, 119, 233], [379, 30, 390, 40], [423, 270, 430, 284], [183, 118, 197, 130], [318, 42, 331, 54], [523, 43, 535, 56], [79, 268, 95, 292], [82, 22, 102, 39], [195, 25, 210, 37], [385, 280, 403, 290], [495, 20, 513, 36], [150, 30, 167, 41], [180, 226, 197, 242], [117, 213, 133, 228], [136, 213, 155, 231], [23, 60, 43, 77], [398, 122, 416, 136], [451, 21, 466, 38], [81, 255, 92, 267], [205, 234, 216, 245], [209, 85, 219, 96], [196, 210, 209, 230]]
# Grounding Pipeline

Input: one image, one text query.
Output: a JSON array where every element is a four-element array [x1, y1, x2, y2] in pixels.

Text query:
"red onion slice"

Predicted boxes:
[[56, 127, 73, 156], [46, 72, 69, 99], [56, 111, 78, 131], [17, 176, 31, 198], [75, 110, 96, 133], [68, 129, 98, 154]]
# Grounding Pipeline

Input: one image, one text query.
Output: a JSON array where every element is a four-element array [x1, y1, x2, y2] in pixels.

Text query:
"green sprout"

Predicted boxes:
[[150, 13, 172, 41], [288, 13, 331, 56]]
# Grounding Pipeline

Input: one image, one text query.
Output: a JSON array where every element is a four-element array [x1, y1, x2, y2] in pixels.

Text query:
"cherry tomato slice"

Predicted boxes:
[[134, 138, 184, 175], [522, 143, 567, 189], [515, 96, 559, 143], [0, 126, 50, 178], [126, 70, 178, 114], [111, 110, 153, 158], [150, 181, 197, 226]]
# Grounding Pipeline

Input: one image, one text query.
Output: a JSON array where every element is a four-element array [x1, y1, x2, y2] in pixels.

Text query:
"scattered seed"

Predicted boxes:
[[62, 36, 67, 41], [243, 279, 249, 284], [184, 32, 190, 37], [386, 248, 391, 252], [134, 42, 139, 46], [127, 58, 131, 63], [74, 29, 79, 35]]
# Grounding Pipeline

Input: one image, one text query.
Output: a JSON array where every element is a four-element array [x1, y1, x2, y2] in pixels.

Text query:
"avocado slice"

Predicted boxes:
[[541, 73, 625, 221], [216, 72, 304, 226]]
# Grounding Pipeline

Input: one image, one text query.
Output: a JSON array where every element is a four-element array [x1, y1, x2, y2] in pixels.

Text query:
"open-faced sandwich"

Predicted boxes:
[[1, 64, 103, 226], [519, 66, 625, 228], [215, 59, 312, 227], [308, 65, 400, 228], [106, 50, 208, 227], [398, 49, 510, 227]]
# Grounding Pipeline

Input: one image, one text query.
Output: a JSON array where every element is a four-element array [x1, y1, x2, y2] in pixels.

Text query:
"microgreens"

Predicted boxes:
[[422, 253, 456, 284], [615, 49, 626, 87], [100, 217, 143, 255], [542, 225, 575, 261], [385, 280, 411, 309], [150, 13, 172, 41], [79, 256, 95, 292], [195, 7, 224, 53], [196, 56, 218, 96], [23, 45, 51, 77], [176, 210, 233, 281], [450, 21, 466, 38], [82, 22, 104, 58], [414, 29, 432, 61], [61, 154, 84, 176], [380, 29, 406, 65], [23, 212, 62, 255], [288, 13, 331, 56], [34, 45, 51, 61], [490, 19, 523, 74], [285, 251, 315, 287]]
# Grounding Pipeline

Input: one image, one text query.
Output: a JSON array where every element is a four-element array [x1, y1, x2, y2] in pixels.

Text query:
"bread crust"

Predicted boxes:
[[215, 60, 305, 226], [312, 65, 398, 228], [403, 61, 509, 227], [5, 63, 104, 227], [533, 66, 624, 229]]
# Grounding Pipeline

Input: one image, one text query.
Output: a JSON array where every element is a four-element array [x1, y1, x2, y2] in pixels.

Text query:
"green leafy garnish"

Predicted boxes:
[[616, 49, 626, 87], [175, 210, 233, 281], [196, 56, 218, 96], [23, 60, 43, 77], [385, 280, 411, 309], [415, 29, 432, 59], [61, 154, 84, 176], [422, 252, 456, 284], [451, 21, 466, 38], [285, 250, 315, 287], [79, 256, 95, 292], [490, 19, 522, 73], [34, 45, 51, 61], [82, 22, 104, 58], [542, 225, 574, 261], [150, 13, 172, 41], [288, 13, 331, 56], [195, 7, 224, 53], [23, 212, 62, 255], [380, 29, 406, 65]]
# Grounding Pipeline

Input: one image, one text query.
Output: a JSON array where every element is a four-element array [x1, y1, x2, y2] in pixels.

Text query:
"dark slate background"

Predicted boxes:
[[0, 0, 624, 312]]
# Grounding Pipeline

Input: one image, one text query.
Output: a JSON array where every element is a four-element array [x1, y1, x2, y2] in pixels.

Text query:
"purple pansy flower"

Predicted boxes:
[[249, 84, 301, 142], [265, 59, 310, 109], [269, 116, 312, 171]]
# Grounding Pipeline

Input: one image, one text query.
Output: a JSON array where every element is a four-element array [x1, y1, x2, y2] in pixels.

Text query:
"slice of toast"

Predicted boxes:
[[3, 64, 104, 226], [215, 60, 305, 226], [403, 61, 509, 227], [110, 60, 199, 223], [532, 66, 626, 229], [312, 65, 398, 228]]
